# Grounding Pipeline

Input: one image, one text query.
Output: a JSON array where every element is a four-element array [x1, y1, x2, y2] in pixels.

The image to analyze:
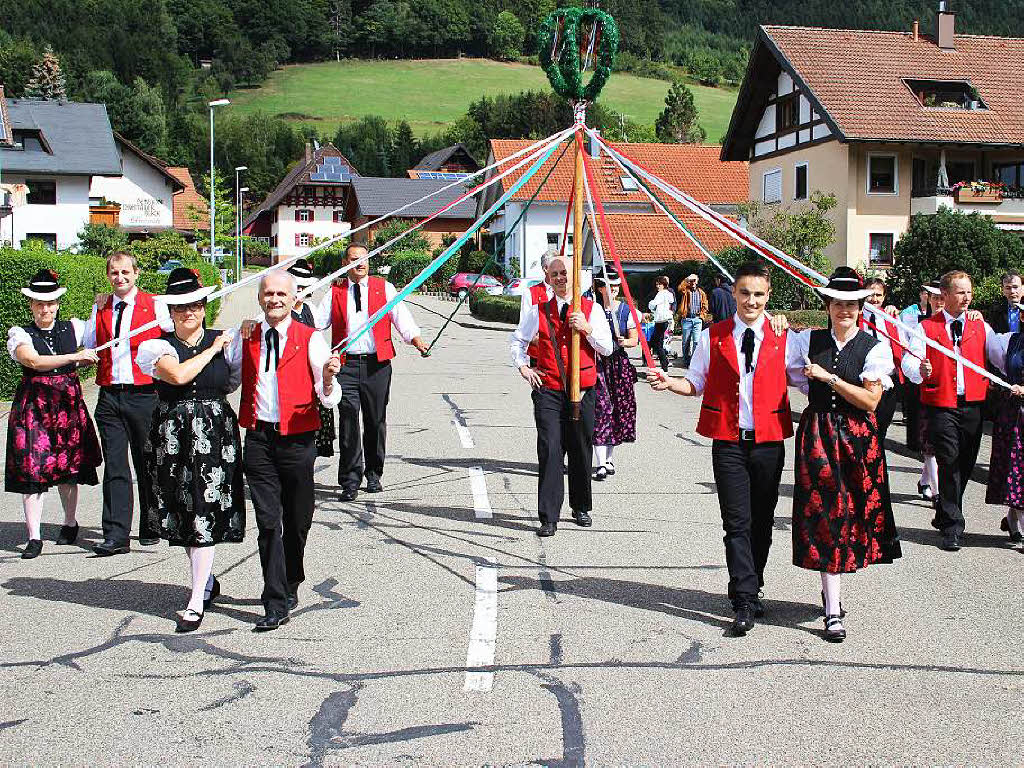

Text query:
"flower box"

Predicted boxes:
[[954, 187, 1003, 204]]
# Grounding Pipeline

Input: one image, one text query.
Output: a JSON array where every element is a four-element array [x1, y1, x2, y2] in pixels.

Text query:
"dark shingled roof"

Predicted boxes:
[[0, 98, 121, 175], [351, 176, 477, 219], [412, 143, 479, 171]]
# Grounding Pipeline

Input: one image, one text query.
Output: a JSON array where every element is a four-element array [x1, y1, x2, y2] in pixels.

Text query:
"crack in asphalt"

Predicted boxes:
[[197, 679, 257, 712]]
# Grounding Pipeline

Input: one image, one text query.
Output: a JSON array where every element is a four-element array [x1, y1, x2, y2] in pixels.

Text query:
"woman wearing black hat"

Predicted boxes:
[[593, 270, 638, 480], [136, 268, 244, 632], [5, 269, 102, 559], [788, 267, 901, 643]]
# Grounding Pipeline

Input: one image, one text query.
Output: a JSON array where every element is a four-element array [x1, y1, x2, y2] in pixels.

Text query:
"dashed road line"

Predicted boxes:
[[442, 394, 475, 448], [464, 557, 498, 692], [469, 467, 493, 519]]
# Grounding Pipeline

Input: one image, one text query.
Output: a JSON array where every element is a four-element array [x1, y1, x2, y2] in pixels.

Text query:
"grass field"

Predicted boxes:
[[227, 58, 738, 142]]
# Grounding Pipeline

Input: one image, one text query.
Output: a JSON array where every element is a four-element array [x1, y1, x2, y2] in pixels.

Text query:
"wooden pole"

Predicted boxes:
[[570, 126, 585, 420]]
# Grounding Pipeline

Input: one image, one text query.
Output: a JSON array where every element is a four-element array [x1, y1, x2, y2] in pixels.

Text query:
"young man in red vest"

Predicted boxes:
[[228, 271, 342, 631], [315, 243, 429, 501], [84, 252, 172, 556], [649, 262, 800, 636], [902, 270, 1002, 552], [511, 254, 613, 537]]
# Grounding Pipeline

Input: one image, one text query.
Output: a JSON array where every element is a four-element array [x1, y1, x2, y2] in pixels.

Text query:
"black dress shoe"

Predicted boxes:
[[593, 466, 608, 481], [752, 598, 765, 618], [204, 577, 221, 610], [55, 523, 79, 545], [93, 540, 130, 556], [340, 488, 358, 502], [571, 510, 593, 527], [365, 478, 383, 494], [823, 614, 846, 643], [138, 537, 160, 546], [536, 522, 557, 537], [21, 539, 43, 559], [254, 612, 290, 632], [286, 592, 299, 612], [732, 606, 755, 636], [175, 608, 204, 633], [930, 515, 942, 530], [940, 532, 962, 552]]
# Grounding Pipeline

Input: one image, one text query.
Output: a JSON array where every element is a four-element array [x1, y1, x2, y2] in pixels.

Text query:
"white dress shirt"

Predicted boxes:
[[518, 281, 553, 323], [314, 278, 420, 354], [83, 287, 173, 384], [684, 313, 804, 430], [226, 317, 342, 423], [901, 309, 1000, 394], [786, 328, 896, 395], [7, 319, 86, 361], [510, 294, 613, 369]]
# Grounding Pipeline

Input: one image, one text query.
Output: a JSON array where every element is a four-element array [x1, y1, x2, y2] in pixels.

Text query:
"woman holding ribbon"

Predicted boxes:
[[593, 270, 638, 480], [985, 328, 1024, 546]]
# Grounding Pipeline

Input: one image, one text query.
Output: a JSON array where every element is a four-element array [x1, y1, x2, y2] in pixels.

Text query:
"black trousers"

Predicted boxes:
[[903, 382, 922, 453], [244, 427, 316, 615], [650, 321, 670, 372], [927, 402, 983, 535], [533, 386, 596, 524], [95, 387, 159, 545], [711, 439, 785, 610], [337, 356, 392, 490]]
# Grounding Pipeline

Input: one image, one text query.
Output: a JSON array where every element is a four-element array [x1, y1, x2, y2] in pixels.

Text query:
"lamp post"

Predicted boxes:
[[208, 98, 230, 264], [234, 165, 247, 281], [238, 186, 249, 277]]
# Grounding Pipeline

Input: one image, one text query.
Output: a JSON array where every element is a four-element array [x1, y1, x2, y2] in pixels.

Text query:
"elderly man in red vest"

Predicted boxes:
[[902, 269, 1003, 552], [649, 262, 801, 636], [84, 251, 172, 556], [228, 270, 342, 631], [314, 243, 429, 501], [511, 254, 613, 537]]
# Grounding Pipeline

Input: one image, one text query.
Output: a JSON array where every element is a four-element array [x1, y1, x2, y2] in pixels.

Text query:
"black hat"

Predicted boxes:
[[21, 268, 66, 300], [816, 266, 872, 301], [923, 279, 941, 296], [287, 258, 317, 288], [594, 268, 621, 286], [158, 267, 215, 305]]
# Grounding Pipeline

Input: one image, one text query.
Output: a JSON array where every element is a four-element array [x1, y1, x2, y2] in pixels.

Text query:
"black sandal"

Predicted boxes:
[[175, 608, 204, 633]]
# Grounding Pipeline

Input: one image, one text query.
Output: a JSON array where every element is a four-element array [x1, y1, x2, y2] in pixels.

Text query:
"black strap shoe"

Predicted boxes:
[[732, 605, 755, 636], [824, 614, 846, 643], [203, 577, 221, 610], [138, 537, 160, 546], [254, 612, 290, 632], [21, 539, 43, 559], [340, 488, 358, 502], [571, 510, 593, 527], [93, 540, 130, 557], [175, 608, 204, 633], [536, 522, 557, 537], [55, 523, 79, 545]]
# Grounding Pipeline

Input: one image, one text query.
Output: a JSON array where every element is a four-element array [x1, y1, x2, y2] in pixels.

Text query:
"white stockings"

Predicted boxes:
[[22, 484, 79, 540]]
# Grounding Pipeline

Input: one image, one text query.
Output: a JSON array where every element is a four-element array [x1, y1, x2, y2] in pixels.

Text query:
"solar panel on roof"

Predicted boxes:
[[322, 156, 343, 165]]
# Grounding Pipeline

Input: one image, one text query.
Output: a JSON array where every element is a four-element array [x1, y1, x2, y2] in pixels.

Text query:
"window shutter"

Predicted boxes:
[[295, 210, 301, 222], [294, 233, 300, 246], [763, 170, 783, 203]]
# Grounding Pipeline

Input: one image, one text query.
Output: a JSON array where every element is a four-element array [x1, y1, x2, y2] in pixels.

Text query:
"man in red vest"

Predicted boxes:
[[902, 270, 1002, 552], [315, 244, 429, 501], [511, 254, 613, 537], [649, 262, 799, 636], [84, 251, 172, 556], [228, 270, 342, 631]]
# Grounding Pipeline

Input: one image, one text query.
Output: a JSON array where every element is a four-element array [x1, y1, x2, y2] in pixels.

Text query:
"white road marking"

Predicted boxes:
[[469, 467, 493, 519], [453, 420, 475, 448], [464, 557, 498, 692]]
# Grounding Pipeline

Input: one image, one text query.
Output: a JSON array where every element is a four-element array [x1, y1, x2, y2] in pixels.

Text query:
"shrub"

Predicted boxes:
[[469, 289, 519, 324], [242, 237, 271, 267], [77, 223, 129, 257], [783, 310, 827, 329], [129, 230, 198, 272], [386, 251, 432, 288]]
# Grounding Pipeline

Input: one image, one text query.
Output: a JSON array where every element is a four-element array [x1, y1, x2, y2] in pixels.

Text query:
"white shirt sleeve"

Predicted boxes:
[[224, 335, 242, 393], [313, 292, 333, 332], [587, 302, 613, 358], [82, 304, 99, 349], [988, 331, 1013, 375], [308, 332, 342, 408], [862, 339, 895, 390], [136, 339, 177, 378], [385, 281, 421, 344], [155, 299, 174, 333], [901, 324, 927, 384], [785, 329, 812, 395], [511, 302, 541, 368], [682, 328, 712, 393], [6, 327, 31, 361], [70, 318, 86, 348]]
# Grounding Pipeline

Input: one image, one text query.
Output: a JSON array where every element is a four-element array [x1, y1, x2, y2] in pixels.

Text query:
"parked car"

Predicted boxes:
[[448, 272, 504, 299], [157, 259, 183, 275], [503, 278, 544, 297]]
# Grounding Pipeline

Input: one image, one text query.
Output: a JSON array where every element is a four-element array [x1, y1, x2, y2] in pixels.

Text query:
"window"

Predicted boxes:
[[795, 163, 808, 200], [26, 180, 56, 205], [295, 233, 311, 247], [904, 79, 985, 110], [763, 169, 782, 203], [776, 95, 799, 132], [946, 160, 975, 186], [333, 210, 345, 223], [868, 155, 897, 194], [869, 233, 895, 266], [25, 233, 57, 249], [620, 176, 639, 191], [547, 232, 559, 246], [295, 209, 313, 222], [12, 129, 44, 151], [995, 162, 1024, 187]]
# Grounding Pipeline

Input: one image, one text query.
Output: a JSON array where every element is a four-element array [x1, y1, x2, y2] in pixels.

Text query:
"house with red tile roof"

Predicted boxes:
[[721, 7, 1024, 270], [480, 137, 748, 280], [167, 167, 208, 236]]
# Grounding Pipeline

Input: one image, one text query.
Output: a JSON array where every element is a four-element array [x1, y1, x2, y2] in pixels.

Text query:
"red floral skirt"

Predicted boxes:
[[5, 373, 102, 494], [792, 408, 902, 573]]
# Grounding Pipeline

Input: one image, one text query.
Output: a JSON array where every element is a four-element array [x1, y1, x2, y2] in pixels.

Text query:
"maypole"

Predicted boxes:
[[538, 3, 619, 419]]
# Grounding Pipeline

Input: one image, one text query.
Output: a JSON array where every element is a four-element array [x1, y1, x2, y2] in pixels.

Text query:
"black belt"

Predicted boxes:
[[738, 428, 756, 442], [345, 352, 380, 360], [253, 419, 280, 433], [103, 384, 155, 393]]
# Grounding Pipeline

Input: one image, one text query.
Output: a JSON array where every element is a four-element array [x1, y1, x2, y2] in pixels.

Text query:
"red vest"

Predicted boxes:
[[696, 319, 793, 443], [238, 321, 322, 436], [329, 277, 396, 364], [919, 313, 989, 407], [526, 282, 548, 362], [860, 314, 905, 385], [535, 296, 597, 391], [95, 291, 162, 386]]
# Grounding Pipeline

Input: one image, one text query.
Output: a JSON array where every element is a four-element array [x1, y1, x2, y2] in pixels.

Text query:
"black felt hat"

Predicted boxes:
[[21, 268, 66, 300], [159, 267, 215, 305]]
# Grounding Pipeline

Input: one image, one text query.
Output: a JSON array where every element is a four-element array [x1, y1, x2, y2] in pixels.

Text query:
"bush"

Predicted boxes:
[[783, 310, 827, 329], [313, 239, 350, 278], [128, 230, 198, 272], [77, 223, 129, 257], [468, 289, 519, 324], [242, 237, 271, 267], [386, 251, 432, 288]]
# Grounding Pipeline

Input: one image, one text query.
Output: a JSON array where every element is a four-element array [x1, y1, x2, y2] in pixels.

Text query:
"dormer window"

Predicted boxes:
[[11, 129, 47, 152], [903, 79, 985, 110]]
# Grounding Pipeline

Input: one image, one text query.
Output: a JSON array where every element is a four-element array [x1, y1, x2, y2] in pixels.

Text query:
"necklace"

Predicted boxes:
[[174, 329, 204, 349]]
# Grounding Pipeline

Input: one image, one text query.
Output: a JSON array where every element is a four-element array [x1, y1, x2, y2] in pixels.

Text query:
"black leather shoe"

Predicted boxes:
[[254, 612, 290, 632], [365, 478, 383, 494], [940, 532, 962, 552], [21, 539, 43, 559], [138, 537, 160, 546], [572, 510, 593, 527], [55, 523, 79, 545], [93, 540, 130, 556], [1000, 516, 1024, 544], [536, 522, 557, 537], [286, 592, 299, 612], [823, 614, 846, 643], [204, 577, 221, 610], [752, 598, 765, 618], [175, 608, 204, 633], [732, 606, 755, 636], [340, 488, 358, 502], [930, 515, 942, 530]]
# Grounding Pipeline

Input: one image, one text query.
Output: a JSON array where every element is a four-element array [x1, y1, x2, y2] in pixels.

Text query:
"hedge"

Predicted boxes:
[[468, 290, 519, 324], [1, 246, 220, 399], [783, 310, 827, 329]]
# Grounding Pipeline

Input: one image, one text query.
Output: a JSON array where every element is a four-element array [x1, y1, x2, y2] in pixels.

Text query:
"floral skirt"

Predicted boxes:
[[316, 403, 336, 457], [143, 397, 245, 547], [793, 408, 902, 573], [987, 400, 1024, 508], [594, 350, 637, 447], [5, 374, 101, 494]]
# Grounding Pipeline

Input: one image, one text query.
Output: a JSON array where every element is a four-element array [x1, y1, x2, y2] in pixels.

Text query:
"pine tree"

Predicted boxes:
[[654, 80, 707, 144], [23, 45, 67, 100]]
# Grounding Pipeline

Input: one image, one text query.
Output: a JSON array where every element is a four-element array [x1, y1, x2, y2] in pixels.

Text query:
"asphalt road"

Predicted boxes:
[[1, 291, 1022, 765]]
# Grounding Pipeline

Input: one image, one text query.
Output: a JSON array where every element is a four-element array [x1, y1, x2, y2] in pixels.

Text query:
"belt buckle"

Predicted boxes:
[[739, 428, 755, 441]]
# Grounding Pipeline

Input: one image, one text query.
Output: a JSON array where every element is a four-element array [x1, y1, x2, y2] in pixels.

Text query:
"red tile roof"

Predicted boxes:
[[603, 213, 739, 263], [763, 25, 1024, 144], [168, 167, 209, 231]]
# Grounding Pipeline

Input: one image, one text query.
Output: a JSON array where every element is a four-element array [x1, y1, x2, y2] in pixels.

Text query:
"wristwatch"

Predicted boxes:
[[828, 374, 839, 389]]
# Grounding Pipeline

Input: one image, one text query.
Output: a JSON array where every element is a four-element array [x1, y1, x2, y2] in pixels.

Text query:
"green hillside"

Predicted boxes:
[[228, 58, 738, 142]]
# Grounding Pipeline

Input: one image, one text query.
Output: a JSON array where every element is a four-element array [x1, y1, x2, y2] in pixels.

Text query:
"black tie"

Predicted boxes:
[[113, 301, 127, 339], [559, 302, 568, 322], [741, 328, 755, 373], [950, 319, 963, 346], [353, 282, 362, 313], [264, 328, 279, 372]]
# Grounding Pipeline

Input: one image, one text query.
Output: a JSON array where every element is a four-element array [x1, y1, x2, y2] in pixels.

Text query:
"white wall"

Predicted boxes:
[[3, 174, 90, 249], [273, 204, 351, 257], [90, 149, 174, 229]]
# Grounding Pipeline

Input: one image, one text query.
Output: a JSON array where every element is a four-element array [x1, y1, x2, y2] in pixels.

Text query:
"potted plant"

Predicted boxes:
[[952, 180, 1004, 204]]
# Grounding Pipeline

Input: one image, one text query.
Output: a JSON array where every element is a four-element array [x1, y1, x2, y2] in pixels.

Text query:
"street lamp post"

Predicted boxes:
[[234, 166, 247, 282], [239, 186, 249, 277], [208, 98, 230, 265]]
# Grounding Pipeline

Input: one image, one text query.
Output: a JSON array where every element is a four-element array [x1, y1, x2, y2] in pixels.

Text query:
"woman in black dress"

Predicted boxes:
[[5, 269, 102, 559], [789, 268, 901, 643], [288, 258, 336, 458], [137, 268, 244, 632]]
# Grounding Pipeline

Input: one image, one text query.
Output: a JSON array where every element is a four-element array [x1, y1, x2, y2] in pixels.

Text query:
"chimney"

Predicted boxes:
[[584, 130, 601, 159], [937, 1, 955, 50], [305, 142, 312, 163], [912, 19, 919, 41]]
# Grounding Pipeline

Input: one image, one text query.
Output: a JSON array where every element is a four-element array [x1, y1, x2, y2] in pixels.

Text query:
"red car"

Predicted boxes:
[[448, 272, 504, 299]]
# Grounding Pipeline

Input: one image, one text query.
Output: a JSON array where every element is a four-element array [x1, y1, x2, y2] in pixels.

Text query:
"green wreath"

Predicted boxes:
[[538, 7, 619, 104]]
